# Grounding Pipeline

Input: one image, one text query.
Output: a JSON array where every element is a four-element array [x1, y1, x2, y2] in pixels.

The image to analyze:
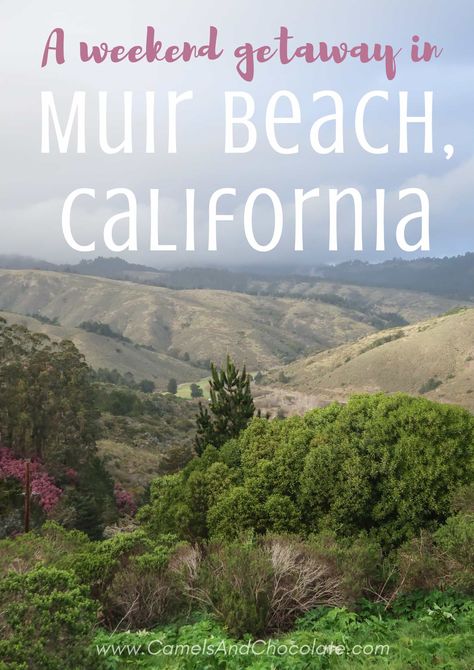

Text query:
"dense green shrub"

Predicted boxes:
[[142, 394, 474, 550], [79, 320, 131, 343], [0, 524, 187, 631], [0, 567, 99, 670]]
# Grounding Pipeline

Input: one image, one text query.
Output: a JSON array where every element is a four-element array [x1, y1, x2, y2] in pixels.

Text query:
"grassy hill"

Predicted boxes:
[[0, 311, 201, 389], [0, 269, 466, 387], [264, 307, 474, 411], [0, 270, 403, 377]]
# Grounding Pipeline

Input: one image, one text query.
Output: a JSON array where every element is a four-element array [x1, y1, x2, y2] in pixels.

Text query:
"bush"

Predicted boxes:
[[419, 377, 442, 394], [167, 378, 178, 394], [434, 513, 474, 592], [309, 530, 383, 604], [145, 394, 474, 550], [188, 538, 272, 637], [0, 567, 99, 670], [299, 394, 474, 548], [174, 535, 348, 637], [395, 512, 474, 597], [103, 534, 184, 630]]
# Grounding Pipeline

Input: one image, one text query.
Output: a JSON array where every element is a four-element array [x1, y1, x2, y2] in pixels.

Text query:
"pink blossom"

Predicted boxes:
[[114, 482, 137, 516], [0, 447, 62, 512], [65, 467, 79, 483]]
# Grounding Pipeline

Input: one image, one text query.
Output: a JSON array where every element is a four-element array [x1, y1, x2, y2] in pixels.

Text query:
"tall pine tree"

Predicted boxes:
[[195, 356, 255, 454]]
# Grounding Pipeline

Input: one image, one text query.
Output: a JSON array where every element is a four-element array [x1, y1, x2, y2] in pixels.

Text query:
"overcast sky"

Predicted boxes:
[[0, 0, 473, 268]]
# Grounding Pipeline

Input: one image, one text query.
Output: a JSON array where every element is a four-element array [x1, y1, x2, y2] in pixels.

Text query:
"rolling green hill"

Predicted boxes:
[[264, 307, 474, 411]]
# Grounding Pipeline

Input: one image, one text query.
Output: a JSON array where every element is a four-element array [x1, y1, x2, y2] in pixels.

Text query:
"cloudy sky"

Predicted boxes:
[[0, 0, 473, 267]]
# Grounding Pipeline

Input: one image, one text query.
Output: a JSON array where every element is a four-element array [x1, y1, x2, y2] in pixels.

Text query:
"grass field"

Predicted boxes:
[[177, 378, 210, 399]]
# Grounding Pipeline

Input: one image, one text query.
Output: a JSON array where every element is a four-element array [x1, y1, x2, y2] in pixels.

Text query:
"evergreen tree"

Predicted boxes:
[[190, 383, 203, 398], [167, 378, 178, 394], [195, 356, 255, 454]]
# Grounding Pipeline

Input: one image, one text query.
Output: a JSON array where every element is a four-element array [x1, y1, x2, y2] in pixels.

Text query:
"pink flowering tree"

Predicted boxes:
[[114, 482, 137, 517], [0, 447, 62, 512]]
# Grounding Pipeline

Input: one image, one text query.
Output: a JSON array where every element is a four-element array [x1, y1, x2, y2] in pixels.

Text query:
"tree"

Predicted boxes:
[[138, 379, 155, 394], [190, 383, 203, 399], [195, 356, 256, 454], [0, 320, 117, 538], [167, 378, 178, 394], [0, 321, 99, 466]]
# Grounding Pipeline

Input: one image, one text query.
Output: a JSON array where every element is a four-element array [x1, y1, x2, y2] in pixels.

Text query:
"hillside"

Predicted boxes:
[[264, 307, 474, 411], [0, 269, 467, 385], [0, 270, 406, 379], [0, 311, 202, 388]]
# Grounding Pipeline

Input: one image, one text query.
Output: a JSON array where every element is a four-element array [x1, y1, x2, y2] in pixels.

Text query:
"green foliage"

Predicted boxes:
[[1, 523, 474, 667], [26, 312, 60, 325], [0, 321, 99, 467], [92, 367, 155, 393], [396, 512, 474, 595], [299, 394, 474, 549], [0, 566, 98, 670], [92, 595, 474, 668], [278, 370, 290, 383], [197, 538, 272, 637], [0, 321, 118, 538], [97, 387, 143, 416], [61, 456, 117, 538], [195, 356, 256, 454], [138, 379, 156, 393], [308, 530, 383, 604], [360, 329, 405, 353], [145, 394, 474, 550], [0, 478, 23, 538]]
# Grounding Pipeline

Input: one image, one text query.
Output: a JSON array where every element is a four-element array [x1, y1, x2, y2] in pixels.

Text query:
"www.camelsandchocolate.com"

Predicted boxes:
[[96, 638, 390, 659]]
